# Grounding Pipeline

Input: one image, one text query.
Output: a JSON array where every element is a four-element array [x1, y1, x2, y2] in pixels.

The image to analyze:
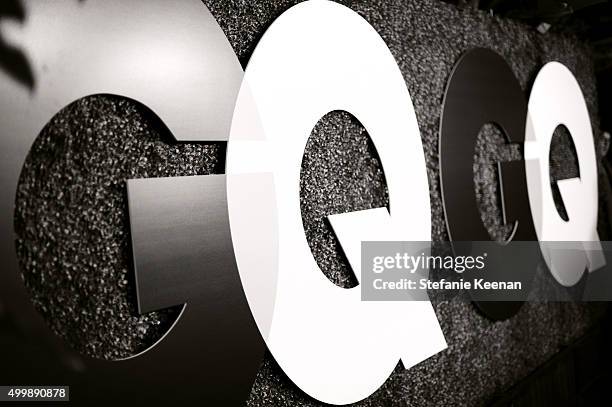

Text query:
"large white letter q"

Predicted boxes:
[[225, 0, 446, 404]]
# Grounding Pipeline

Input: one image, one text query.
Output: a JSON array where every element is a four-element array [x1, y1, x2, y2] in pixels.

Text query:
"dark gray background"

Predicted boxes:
[[10, 0, 612, 405]]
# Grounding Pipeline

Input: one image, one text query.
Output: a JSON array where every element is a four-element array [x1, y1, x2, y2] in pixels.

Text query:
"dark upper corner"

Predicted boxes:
[[0, 0, 35, 90]]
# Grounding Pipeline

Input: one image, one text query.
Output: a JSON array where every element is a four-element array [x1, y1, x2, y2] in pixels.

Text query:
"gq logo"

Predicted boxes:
[[0, 0, 602, 405]]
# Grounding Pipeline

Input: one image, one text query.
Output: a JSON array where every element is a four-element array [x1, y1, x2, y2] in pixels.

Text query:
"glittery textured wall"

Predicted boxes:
[[12, 0, 610, 405]]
